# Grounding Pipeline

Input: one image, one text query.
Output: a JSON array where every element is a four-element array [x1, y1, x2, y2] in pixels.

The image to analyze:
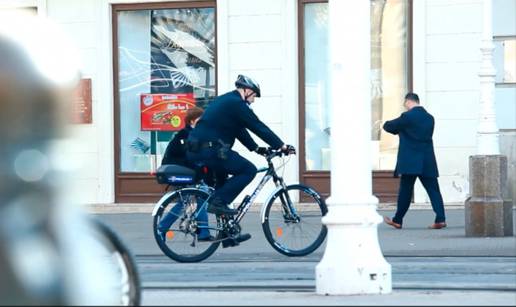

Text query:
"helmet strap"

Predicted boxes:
[[244, 89, 255, 101]]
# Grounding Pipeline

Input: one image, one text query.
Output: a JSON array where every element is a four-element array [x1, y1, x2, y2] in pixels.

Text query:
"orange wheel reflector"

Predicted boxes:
[[166, 231, 175, 239], [276, 227, 283, 237]]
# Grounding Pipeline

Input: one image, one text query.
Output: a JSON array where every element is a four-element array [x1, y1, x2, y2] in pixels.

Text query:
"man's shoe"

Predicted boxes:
[[207, 197, 238, 215], [428, 222, 447, 229], [383, 216, 402, 229], [219, 233, 251, 248], [207, 203, 238, 215], [234, 233, 251, 243]]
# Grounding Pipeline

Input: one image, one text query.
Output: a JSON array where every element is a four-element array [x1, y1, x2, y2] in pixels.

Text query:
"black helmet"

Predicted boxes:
[[235, 74, 261, 97]]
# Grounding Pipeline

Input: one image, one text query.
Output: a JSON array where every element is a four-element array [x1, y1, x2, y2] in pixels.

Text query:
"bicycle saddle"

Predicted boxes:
[[155, 164, 196, 185]]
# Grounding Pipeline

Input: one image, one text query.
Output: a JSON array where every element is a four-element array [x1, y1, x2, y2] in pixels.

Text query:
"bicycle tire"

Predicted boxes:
[[91, 219, 141, 306], [153, 188, 220, 263], [262, 184, 327, 257]]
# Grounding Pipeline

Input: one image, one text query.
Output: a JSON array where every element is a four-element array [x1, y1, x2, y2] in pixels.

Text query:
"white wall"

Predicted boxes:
[[218, 0, 299, 205], [42, 0, 110, 204], [0, 0, 106, 204], [44, 0, 299, 205], [413, 0, 483, 203], [28, 0, 511, 205]]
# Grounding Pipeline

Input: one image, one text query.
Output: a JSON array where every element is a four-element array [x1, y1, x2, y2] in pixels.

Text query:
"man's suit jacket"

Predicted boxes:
[[383, 106, 439, 178], [189, 90, 284, 151]]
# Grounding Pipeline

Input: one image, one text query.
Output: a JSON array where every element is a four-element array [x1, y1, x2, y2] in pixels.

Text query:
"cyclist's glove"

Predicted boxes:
[[255, 146, 269, 156], [281, 145, 296, 155]]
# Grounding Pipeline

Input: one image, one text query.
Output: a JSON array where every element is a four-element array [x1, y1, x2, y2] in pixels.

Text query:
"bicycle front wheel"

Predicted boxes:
[[262, 184, 327, 257]]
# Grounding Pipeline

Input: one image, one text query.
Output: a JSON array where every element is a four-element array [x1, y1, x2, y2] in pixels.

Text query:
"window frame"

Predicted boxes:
[[297, 0, 413, 201], [493, 35, 516, 86], [112, 0, 217, 202]]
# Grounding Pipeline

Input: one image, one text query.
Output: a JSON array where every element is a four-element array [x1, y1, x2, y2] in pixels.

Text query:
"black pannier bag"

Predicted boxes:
[[155, 164, 196, 185]]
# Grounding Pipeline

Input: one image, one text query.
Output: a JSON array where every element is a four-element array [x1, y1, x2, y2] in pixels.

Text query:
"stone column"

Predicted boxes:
[[476, 0, 499, 155], [466, 156, 512, 236], [315, 0, 392, 295], [465, 0, 513, 237]]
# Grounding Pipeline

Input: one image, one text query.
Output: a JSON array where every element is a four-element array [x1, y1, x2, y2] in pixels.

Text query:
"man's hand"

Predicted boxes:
[[255, 146, 269, 156], [281, 144, 296, 155]]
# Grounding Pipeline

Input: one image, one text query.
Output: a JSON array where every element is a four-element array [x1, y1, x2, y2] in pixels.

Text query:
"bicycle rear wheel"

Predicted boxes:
[[153, 188, 220, 262], [262, 184, 327, 257]]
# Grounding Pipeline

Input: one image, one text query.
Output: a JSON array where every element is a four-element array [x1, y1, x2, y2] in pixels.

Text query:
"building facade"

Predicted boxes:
[[2, 0, 514, 206]]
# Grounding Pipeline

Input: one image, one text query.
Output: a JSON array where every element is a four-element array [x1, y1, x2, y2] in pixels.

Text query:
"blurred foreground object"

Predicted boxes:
[[0, 12, 138, 305]]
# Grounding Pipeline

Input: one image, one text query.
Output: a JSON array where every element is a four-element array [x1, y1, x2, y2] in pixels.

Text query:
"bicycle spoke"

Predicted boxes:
[[153, 188, 220, 262], [263, 186, 327, 256]]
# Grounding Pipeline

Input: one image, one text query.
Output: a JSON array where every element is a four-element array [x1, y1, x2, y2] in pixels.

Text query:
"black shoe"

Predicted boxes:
[[234, 233, 251, 243], [207, 197, 238, 215], [221, 238, 236, 248], [220, 233, 251, 248], [218, 233, 234, 248]]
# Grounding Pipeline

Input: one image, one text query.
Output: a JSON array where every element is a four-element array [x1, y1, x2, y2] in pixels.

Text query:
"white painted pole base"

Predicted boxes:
[[316, 205, 392, 295]]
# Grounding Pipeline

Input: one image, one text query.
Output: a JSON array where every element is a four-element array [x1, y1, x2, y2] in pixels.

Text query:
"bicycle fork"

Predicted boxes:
[[277, 182, 300, 223]]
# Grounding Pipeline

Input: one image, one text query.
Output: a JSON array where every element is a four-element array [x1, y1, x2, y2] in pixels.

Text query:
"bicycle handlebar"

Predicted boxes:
[[264, 147, 295, 161]]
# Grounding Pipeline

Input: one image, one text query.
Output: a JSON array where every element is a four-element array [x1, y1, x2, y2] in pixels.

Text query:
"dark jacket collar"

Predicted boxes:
[[410, 105, 425, 112], [231, 89, 250, 105]]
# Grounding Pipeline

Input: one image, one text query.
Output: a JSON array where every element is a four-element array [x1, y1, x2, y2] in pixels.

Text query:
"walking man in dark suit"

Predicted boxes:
[[382, 93, 447, 229]]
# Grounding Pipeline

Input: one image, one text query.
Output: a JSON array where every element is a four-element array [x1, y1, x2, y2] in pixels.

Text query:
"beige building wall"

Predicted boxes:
[[41, 0, 299, 205], [220, 0, 299, 204], [2, 0, 512, 205], [413, 0, 483, 204]]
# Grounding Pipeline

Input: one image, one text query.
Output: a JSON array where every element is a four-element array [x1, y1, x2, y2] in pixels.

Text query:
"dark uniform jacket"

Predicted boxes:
[[188, 90, 284, 150], [383, 106, 439, 178], [161, 125, 192, 166]]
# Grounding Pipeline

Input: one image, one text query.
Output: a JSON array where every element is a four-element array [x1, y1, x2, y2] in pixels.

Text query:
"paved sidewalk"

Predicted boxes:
[[95, 209, 516, 257], [93, 208, 516, 306], [85, 202, 467, 214], [142, 289, 516, 306]]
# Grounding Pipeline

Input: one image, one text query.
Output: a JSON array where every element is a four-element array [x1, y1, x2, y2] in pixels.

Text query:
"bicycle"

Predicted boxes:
[[88, 218, 141, 306], [151, 148, 328, 263], [0, 205, 141, 305]]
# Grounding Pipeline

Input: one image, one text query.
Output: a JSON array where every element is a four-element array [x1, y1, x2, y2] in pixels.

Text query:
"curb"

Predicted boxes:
[[83, 202, 467, 214]]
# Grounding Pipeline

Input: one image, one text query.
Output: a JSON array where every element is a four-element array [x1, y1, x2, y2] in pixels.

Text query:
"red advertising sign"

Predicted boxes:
[[140, 93, 196, 131], [72, 78, 92, 124]]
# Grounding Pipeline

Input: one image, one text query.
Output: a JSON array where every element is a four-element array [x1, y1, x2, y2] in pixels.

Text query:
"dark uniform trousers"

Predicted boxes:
[[187, 148, 257, 205], [394, 174, 446, 225]]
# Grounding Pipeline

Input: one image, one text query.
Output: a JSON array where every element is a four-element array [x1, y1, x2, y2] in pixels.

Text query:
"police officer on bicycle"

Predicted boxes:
[[186, 75, 295, 243]]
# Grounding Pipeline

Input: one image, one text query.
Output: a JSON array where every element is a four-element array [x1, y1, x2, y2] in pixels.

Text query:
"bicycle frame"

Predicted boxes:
[[155, 152, 298, 233], [187, 167, 279, 229], [223, 153, 298, 225]]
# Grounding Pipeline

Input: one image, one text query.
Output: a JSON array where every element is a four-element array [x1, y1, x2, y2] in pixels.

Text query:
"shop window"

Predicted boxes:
[[301, 0, 410, 171], [494, 37, 516, 130], [494, 37, 516, 85], [116, 6, 215, 173], [303, 2, 330, 171]]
